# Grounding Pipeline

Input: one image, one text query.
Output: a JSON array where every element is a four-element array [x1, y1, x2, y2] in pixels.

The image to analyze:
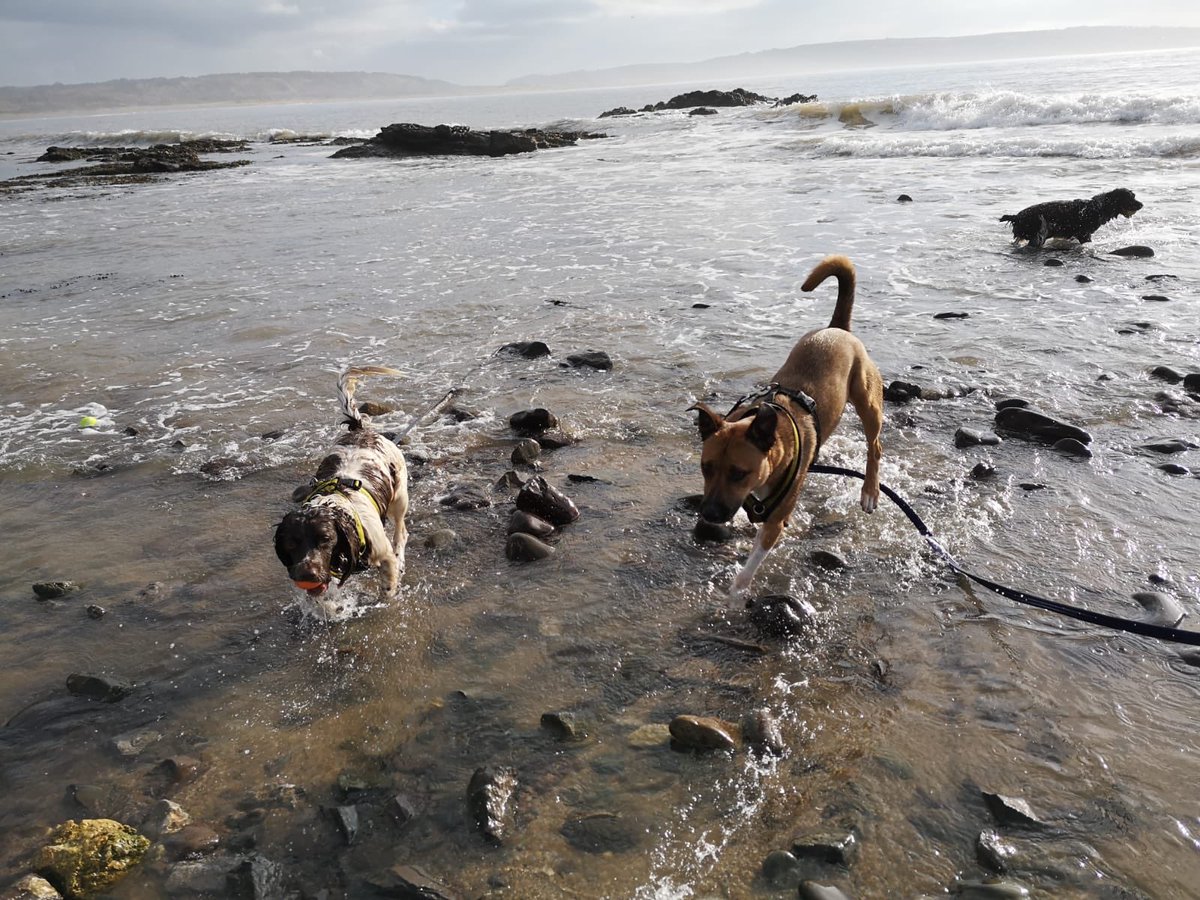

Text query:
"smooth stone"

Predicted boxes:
[[534, 429, 576, 449], [740, 708, 786, 756], [1110, 245, 1154, 257], [1, 875, 62, 899], [499, 340, 551, 359], [693, 519, 734, 542], [85, 604, 106, 619], [515, 475, 579, 525], [934, 311, 969, 319], [438, 486, 491, 510], [509, 407, 558, 433], [365, 865, 459, 900], [994, 407, 1091, 445], [993, 398, 1030, 410], [66, 673, 132, 703], [508, 510, 555, 538], [1132, 591, 1187, 627], [112, 727, 161, 757], [567, 473, 608, 484], [357, 400, 394, 416], [627, 723, 671, 748], [747, 594, 817, 638], [423, 528, 457, 550], [1043, 258, 1064, 267], [668, 715, 738, 752], [1158, 463, 1190, 475], [951, 880, 1030, 898], [163, 824, 220, 858], [692, 302, 711, 308], [1143, 294, 1171, 302], [1149, 366, 1184, 384], [1139, 438, 1198, 454], [809, 549, 848, 571], [761, 849, 801, 888], [540, 711, 588, 741], [1052, 438, 1093, 458], [799, 884, 854, 900], [1018, 483, 1047, 491], [970, 462, 996, 480], [791, 830, 859, 866], [1183, 373, 1200, 393], [511, 437, 542, 466], [897, 194, 913, 202], [955, 427, 1002, 448], [884, 380, 922, 403], [564, 350, 613, 371], [1074, 274, 1092, 283], [466, 766, 518, 845], [35, 819, 150, 899], [976, 830, 1018, 872], [33, 581, 78, 600], [560, 813, 642, 854], [142, 799, 190, 838], [505, 532, 555, 562], [982, 792, 1044, 828]]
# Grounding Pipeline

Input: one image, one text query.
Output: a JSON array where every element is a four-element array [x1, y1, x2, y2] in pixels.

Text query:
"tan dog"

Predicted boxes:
[[689, 255, 883, 600]]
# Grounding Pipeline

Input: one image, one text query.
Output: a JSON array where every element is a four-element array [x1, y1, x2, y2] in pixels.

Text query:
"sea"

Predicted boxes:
[[1, 47, 1198, 898]]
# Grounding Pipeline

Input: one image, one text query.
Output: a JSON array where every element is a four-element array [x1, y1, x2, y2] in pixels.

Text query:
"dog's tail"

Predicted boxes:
[[999, 214, 1015, 223], [338, 365, 403, 430], [801, 255, 856, 332]]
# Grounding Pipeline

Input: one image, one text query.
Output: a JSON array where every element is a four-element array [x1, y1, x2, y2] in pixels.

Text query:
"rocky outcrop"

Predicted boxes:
[[35, 819, 150, 898], [331, 123, 605, 159], [599, 87, 816, 118]]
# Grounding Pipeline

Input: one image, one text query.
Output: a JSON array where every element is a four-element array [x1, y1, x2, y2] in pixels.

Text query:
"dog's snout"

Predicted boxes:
[[700, 497, 737, 524]]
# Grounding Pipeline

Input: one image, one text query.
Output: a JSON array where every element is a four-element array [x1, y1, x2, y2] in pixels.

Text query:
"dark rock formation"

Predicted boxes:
[[598, 106, 639, 118], [994, 407, 1092, 445], [466, 766, 518, 844], [774, 92, 819, 107], [644, 88, 775, 111], [332, 122, 604, 159], [515, 476, 579, 526]]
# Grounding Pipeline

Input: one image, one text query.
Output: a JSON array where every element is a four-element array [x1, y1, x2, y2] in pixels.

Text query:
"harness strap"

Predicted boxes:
[[810, 463, 1200, 647], [743, 402, 804, 523], [302, 477, 381, 580]]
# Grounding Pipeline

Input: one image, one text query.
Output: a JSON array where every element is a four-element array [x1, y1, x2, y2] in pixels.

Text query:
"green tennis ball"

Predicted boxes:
[[79, 415, 99, 428]]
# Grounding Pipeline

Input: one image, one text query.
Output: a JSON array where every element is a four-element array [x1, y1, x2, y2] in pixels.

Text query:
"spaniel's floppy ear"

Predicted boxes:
[[687, 402, 724, 441]]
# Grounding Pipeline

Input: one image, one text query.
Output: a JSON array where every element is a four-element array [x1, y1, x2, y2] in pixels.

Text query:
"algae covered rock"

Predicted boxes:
[[35, 819, 149, 898]]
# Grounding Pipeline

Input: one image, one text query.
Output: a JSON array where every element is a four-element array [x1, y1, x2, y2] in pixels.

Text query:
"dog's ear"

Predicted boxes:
[[746, 405, 778, 453], [687, 403, 725, 441]]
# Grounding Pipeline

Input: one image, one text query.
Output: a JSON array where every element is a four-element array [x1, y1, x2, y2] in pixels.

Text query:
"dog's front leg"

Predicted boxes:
[[380, 550, 400, 598], [729, 520, 785, 603]]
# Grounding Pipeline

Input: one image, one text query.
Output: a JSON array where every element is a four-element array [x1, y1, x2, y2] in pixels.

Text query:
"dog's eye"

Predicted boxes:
[[728, 468, 750, 483]]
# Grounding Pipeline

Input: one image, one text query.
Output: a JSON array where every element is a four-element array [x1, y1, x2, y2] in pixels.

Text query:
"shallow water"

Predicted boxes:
[[1, 49, 1199, 898]]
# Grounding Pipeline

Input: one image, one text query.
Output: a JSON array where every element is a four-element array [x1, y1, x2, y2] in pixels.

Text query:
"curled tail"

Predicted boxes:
[[801, 254, 856, 331], [337, 365, 403, 430]]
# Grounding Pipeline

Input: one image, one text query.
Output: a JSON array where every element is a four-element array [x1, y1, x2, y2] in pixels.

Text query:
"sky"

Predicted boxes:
[[2, 0, 1199, 88]]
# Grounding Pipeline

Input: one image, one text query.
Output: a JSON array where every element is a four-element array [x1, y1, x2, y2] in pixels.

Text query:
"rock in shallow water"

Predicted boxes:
[[509, 407, 558, 433], [994, 407, 1091, 445], [467, 766, 518, 845], [982, 792, 1044, 828], [505, 532, 555, 562], [669, 714, 738, 752], [364, 865, 459, 900], [33, 581, 78, 600], [515, 476, 579, 526], [747, 594, 817, 637], [740, 708, 786, 756], [36, 819, 150, 899], [2, 875, 62, 899], [976, 829, 1019, 872], [561, 812, 643, 853], [66, 673, 132, 703]]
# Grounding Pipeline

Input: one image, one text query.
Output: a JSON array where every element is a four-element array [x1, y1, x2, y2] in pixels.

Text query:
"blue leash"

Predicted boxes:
[[810, 464, 1200, 646]]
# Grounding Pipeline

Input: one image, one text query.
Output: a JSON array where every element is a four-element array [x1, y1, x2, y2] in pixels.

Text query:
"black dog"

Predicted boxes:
[[1000, 189, 1142, 248]]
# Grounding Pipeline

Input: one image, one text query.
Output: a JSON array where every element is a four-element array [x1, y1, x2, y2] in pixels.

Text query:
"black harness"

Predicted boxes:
[[726, 383, 822, 523]]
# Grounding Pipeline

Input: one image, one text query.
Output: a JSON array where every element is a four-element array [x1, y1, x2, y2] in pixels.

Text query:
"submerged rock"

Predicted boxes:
[[33, 581, 78, 600], [790, 829, 859, 867], [515, 476, 579, 526], [994, 407, 1092, 445], [510, 438, 542, 466], [226, 853, 288, 900], [982, 792, 1044, 828], [884, 380, 922, 403], [466, 766, 518, 844], [509, 408, 558, 433], [747, 594, 817, 638], [498, 340, 551, 359], [668, 714, 738, 752], [560, 813, 643, 854], [741, 708, 786, 756], [35, 819, 150, 898], [951, 880, 1030, 898], [1052, 438, 1093, 458], [564, 350, 613, 371], [761, 849, 801, 888], [1110, 245, 1154, 258], [364, 865, 459, 900], [66, 673, 132, 703], [693, 519, 734, 543], [976, 829, 1019, 872], [505, 532, 555, 562], [1, 875, 62, 899], [540, 711, 588, 742]]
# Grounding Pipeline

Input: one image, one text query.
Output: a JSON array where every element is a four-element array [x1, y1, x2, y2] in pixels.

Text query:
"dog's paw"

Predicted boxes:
[[860, 490, 879, 513]]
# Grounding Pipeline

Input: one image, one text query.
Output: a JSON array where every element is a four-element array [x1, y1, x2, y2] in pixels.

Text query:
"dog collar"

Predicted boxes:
[[742, 400, 805, 524]]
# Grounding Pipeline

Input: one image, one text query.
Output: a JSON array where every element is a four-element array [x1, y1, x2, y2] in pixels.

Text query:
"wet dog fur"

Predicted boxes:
[[999, 188, 1142, 248], [274, 366, 409, 602], [689, 255, 883, 600]]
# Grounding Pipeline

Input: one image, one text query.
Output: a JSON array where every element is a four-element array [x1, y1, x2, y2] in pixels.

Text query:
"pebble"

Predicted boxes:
[[423, 529, 457, 550], [970, 462, 996, 480], [1110, 245, 1154, 258], [761, 849, 801, 888], [466, 766, 518, 845], [515, 475, 580, 526], [509, 407, 558, 433], [508, 510, 556, 538], [494, 470, 525, 491], [165, 858, 237, 896], [227, 855, 288, 900], [976, 830, 1018, 872], [505, 532, 555, 562], [510, 437, 542, 466], [809, 549, 848, 571], [540, 711, 588, 742], [85, 604, 106, 619], [33, 581, 78, 600], [357, 400, 394, 416], [499, 340, 551, 359], [66, 673, 132, 703], [1043, 258, 1064, 267], [1139, 438, 1197, 454], [1132, 591, 1187, 627], [740, 708, 786, 756], [955, 427, 1001, 448], [668, 714, 738, 752], [884, 380, 922, 403], [142, 799, 191, 838], [112, 727, 161, 757], [692, 302, 711, 308], [534, 430, 576, 449], [897, 194, 913, 202], [1074, 274, 1092, 283]]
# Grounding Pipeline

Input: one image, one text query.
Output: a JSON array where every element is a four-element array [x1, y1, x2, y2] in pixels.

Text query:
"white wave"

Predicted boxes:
[[790, 132, 1200, 160]]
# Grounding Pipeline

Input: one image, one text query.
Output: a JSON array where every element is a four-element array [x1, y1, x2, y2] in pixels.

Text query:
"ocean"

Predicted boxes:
[[1, 47, 1198, 898]]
